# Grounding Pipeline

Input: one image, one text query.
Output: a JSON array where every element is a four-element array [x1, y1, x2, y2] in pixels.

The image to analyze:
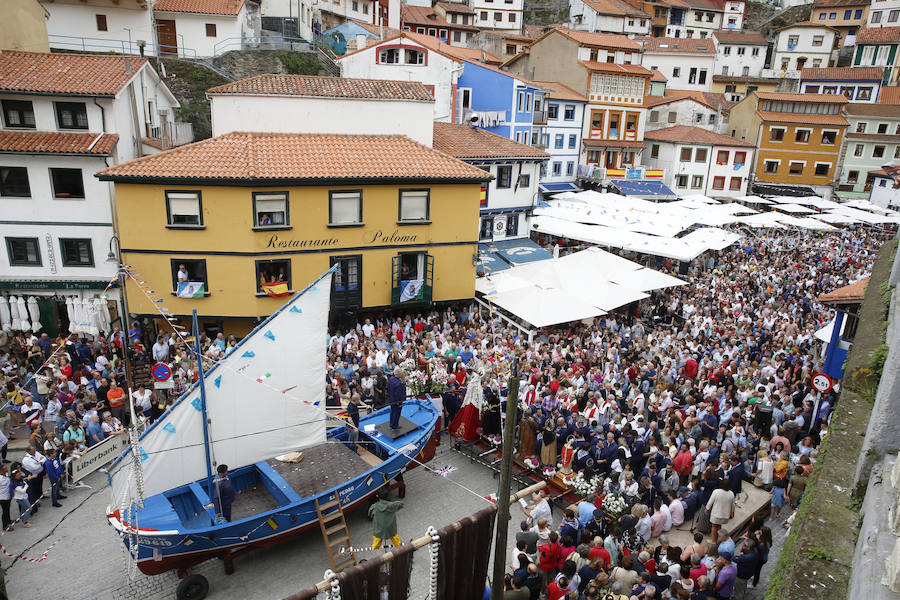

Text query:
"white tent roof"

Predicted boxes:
[[813, 212, 862, 224], [843, 199, 896, 214], [735, 195, 773, 205], [487, 286, 605, 328], [831, 206, 899, 224], [814, 317, 846, 343], [773, 203, 816, 214], [792, 217, 837, 231], [736, 212, 789, 228]]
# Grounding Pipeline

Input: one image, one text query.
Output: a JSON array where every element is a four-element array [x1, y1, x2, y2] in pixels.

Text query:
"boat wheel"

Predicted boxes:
[[176, 574, 210, 600]]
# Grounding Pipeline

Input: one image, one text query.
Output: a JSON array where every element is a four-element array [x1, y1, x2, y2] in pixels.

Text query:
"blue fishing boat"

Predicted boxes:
[[105, 269, 439, 599]]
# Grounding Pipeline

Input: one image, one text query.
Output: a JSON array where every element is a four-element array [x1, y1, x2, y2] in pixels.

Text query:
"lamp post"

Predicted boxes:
[[106, 235, 135, 406]]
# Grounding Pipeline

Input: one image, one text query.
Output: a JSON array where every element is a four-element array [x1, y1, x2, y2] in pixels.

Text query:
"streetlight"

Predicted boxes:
[[107, 235, 136, 416]]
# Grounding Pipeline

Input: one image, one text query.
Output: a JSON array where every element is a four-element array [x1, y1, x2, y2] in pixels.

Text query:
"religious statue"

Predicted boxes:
[[560, 436, 575, 474], [518, 415, 537, 459], [540, 421, 557, 466]]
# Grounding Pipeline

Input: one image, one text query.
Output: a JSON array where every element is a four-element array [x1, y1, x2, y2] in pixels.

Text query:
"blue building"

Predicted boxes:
[[534, 81, 586, 193]]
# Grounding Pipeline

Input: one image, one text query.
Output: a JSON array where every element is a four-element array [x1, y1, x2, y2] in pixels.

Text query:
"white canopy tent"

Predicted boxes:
[[735, 195, 773, 205], [843, 199, 897, 214], [773, 203, 816, 214]]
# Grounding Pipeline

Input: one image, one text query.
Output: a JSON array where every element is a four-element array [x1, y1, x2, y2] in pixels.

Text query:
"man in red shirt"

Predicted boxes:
[[684, 355, 699, 380], [588, 536, 611, 571]]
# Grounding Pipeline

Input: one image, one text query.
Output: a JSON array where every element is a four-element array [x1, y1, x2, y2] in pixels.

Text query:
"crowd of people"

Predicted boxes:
[[320, 226, 888, 599]]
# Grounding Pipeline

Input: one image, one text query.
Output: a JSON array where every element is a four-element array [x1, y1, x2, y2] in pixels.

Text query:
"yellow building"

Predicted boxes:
[[97, 132, 491, 336], [709, 78, 778, 101], [727, 91, 849, 196], [1, 0, 50, 53]]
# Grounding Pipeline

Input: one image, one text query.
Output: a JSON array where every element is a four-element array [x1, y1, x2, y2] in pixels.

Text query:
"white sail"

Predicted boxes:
[[110, 272, 332, 502]]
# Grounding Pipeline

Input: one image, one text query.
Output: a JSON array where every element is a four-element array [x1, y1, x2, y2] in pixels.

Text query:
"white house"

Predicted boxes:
[[646, 91, 728, 133], [472, 0, 524, 31], [337, 32, 462, 123], [433, 123, 547, 242], [568, 0, 651, 36], [535, 81, 587, 191], [773, 22, 838, 71], [667, 0, 723, 39], [866, 0, 900, 26], [799, 66, 884, 102], [0, 52, 181, 332], [869, 169, 900, 210], [713, 30, 768, 78], [721, 0, 745, 30], [208, 73, 435, 145], [45, 0, 155, 55], [640, 37, 717, 92], [643, 125, 755, 197], [153, 0, 260, 57]]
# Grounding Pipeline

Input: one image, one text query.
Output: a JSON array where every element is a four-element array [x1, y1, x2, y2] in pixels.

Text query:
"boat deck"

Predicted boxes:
[[230, 442, 378, 521]]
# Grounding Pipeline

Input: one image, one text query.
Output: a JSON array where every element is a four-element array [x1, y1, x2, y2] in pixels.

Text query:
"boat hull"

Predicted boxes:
[[108, 399, 439, 576]]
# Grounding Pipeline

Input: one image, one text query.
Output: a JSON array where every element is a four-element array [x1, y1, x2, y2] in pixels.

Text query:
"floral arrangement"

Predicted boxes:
[[398, 358, 417, 373], [561, 473, 577, 487], [541, 466, 557, 479], [429, 368, 452, 393], [487, 433, 502, 446], [405, 370, 428, 395], [601, 493, 627, 520], [571, 472, 601, 497], [523, 456, 539, 469]]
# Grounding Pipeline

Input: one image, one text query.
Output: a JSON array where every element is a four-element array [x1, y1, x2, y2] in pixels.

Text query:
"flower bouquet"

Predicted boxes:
[[561, 472, 577, 487], [398, 358, 417, 373], [601, 493, 627, 520], [429, 368, 452, 393], [523, 456, 539, 470], [406, 370, 428, 395], [487, 433, 502, 446], [571, 472, 601, 497], [541, 466, 557, 479]]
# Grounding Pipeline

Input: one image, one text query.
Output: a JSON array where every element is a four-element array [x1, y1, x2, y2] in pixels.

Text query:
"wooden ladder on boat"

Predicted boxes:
[[315, 492, 357, 573]]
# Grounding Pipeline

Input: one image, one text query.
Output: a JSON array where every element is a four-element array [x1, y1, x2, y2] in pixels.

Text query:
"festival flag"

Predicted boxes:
[[176, 282, 205, 298], [364, 474, 375, 487], [399, 279, 424, 302], [262, 281, 290, 297], [265, 518, 279, 530]]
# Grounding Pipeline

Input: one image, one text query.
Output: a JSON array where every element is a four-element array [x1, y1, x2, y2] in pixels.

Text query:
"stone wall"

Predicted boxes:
[[524, 0, 569, 26]]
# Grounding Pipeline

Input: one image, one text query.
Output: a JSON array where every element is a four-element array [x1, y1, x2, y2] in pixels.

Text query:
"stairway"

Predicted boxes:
[[314, 492, 357, 573]]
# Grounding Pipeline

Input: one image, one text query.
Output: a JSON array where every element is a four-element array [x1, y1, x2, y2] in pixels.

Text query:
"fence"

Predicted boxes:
[[48, 34, 198, 58]]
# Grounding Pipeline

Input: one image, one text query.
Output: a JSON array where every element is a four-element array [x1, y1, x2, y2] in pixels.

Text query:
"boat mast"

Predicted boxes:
[[192, 309, 215, 496]]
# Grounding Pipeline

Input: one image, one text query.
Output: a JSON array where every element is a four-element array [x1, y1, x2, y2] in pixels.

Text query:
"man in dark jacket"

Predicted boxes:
[[213, 464, 236, 522], [727, 453, 745, 496], [387, 370, 406, 430], [733, 539, 759, 598]]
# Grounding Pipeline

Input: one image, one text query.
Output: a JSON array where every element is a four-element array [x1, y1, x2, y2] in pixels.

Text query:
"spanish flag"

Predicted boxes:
[[262, 281, 290, 297], [265, 518, 279, 530]]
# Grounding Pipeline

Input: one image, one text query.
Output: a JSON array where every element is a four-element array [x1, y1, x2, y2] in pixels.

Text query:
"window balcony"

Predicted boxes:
[[533, 109, 548, 124]]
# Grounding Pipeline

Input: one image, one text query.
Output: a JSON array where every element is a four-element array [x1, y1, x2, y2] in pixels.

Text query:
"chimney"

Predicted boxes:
[[357, 33, 368, 49], [388, 0, 400, 30]]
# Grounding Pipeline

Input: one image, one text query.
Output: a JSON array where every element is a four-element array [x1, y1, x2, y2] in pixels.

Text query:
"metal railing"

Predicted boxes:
[[48, 34, 199, 58], [212, 35, 312, 56], [533, 109, 548, 124]]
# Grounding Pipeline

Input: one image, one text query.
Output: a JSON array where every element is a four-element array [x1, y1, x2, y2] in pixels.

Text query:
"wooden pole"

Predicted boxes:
[[284, 480, 546, 598], [490, 357, 520, 600]]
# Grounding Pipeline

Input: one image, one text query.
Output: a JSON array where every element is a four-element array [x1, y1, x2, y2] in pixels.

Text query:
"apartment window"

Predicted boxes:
[[806, 85, 820, 94], [454, 31, 462, 42], [769, 127, 785, 141], [689, 67, 697, 84], [896, 124, 900, 135], [649, 110, 659, 123], [565, 162, 574, 176], [877, 122, 888, 134], [675, 174, 689, 188], [855, 9, 862, 18], [253, 192, 289, 228], [680, 147, 693, 162], [548, 104, 559, 119], [59, 238, 94, 267], [509, 12, 516, 21], [568, 134, 577, 149], [712, 176, 726, 190], [651, 144, 660, 159], [50, 168, 84, 198], [788, 35, 799, 46], [795, 129, 810, 143], [1, 100, 35, 128], [399, 189, 429, 222], [668, 111, 677, 123], [789, 161, 804, 175], [205, 23, 217, 37], [96, 14, 108, 31], [329, 190, 363, 226], [699, 70, 707, 85], [854, 144, 864, 156], [256, 259, 292, 293], [379, 48, 400, 63], [821, 130, 837, 144], [724, 46, 732, 55], [165, 191, 203, 226], [405, 49, 424, 65], [497, 165, 512, 188], [890, 9, 900, 21], [873, 145, 886, 158], [847, 170, 859, 183], [552, 162, 562, 176], [506, 214, 519, 236], [722, 66, 729, 76], [717, 150, 729, 165], [517, 91, 525, 112], [695, 148, 708, 162], [554, 134, 564, 149], [872, 10, 881, 22], [752, 48, 760, 56], [460, 88, 472, 110], [0, 167, 30, 197], [480, 11, 488, 19], [691, 175, 703, 189], [829, 12, 836, 18], [439, 29, 447, 38], [564, 105, 575, 120], [856, 122, 868, 133], [710, 113, 718, 125], [6, 237, 40, 266], [494, 12, 502, 20], [55, 102, 88, 129], [729, 177, 742, 190], [506, 44, 517, 55], [734, 151, 746, 165], [170, 259, 207, 294], [479, 218, 493, 240], [587, 151, 599, 163], [812, 35, 824, 46], [814, 163, 830, 176], [737, 47, 746, 56], [764, 160, 779, 173], [673, 67, 681, 78], [896, 146, 900, 159]]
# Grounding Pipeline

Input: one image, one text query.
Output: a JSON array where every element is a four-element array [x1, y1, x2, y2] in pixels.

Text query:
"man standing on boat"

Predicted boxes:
[[387, 370, 406, 430], [369, 490, 403, 550], [212, 464, 235, 523]]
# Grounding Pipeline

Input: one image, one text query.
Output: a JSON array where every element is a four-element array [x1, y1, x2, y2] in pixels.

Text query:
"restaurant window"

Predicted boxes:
[[587, 150, 599, 163], [729, 177, 742, 190], [712, 176, 725, 190], [170, 259, 208, 296], [716, 150, 729, 165], [695, 148, 708, 163], [255, 259, 292, 294], [789, 162, 804, 175], [165, 190, 203, 226], [55, 102, 89, 129], [329, 190, 363, 226], [691, 175, 703, 189], [815, 163, 830, 176], [2, 100, 35, 128], [0, 167, 30, 197], [680, 147, 692, 162], [398, 189, 430, 223], [5, 237, 41, 266], [496, 165, 512, 188], [59, 238, 94, 267], [253, 192, 289, 228], [50, 168, 85, 199]]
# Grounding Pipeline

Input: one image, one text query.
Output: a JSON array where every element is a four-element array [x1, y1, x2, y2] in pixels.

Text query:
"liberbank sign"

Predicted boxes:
[[264, 229, 420, 250]]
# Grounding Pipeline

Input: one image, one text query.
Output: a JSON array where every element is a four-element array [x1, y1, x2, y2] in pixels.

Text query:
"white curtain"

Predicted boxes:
[[0, 297, 11, 331], [26, 297, 41, 333]]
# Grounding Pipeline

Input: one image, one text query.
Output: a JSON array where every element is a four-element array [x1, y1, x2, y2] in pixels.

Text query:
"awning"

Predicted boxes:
[[814, 317, 846, 343], [0, 279, 116, 291], [610, 179, 675, 198], [482, 237, 553, 266], [476, 252, 512, 275], [539, 182, 581, 193]]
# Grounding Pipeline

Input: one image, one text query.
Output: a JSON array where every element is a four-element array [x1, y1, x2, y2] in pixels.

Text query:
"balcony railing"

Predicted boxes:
[[533, 109, 548, 124]]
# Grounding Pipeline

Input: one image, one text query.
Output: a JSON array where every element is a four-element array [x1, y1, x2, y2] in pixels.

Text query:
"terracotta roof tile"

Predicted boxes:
[[801, 66, 884, 80], [582, 0, 649, 17], [684, 0, 722, 11], [646, 89, 729, 111], [651, 69, 667, 82], [533, 81, 586, 101], [813, 0, 867, 7], [153, 0, 244, 15], [846, 103, 900, 117], [579, 61, 653, 76], [878, 86, 900, 105], [818, 277, 868, 303], [0, 130, 119, 155], [757, 111, 849, 125], [755, 91, 848, 103], [207, 74, 434, 101], [433, 123, 550, 159], [856, 27, 900, 43], [713, 30, 768, 45], [639, 36, 716, 54], [97, 132, 490, 182], [350, 19, 402, 38], [435, 1, 475, 13], [0, 51, 146, 97], [403, 32, 501, 64], [401, 5, 452, 27], [643, 125, 755, 147], [777, 20, 837, 30], [552, 27, 642, 50]]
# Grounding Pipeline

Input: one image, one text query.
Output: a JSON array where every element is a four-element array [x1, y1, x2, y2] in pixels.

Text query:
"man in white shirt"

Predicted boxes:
[[152, 336, 169, 363], [22, 445, 46, 506], [361, 318, 375, 338], [0, 464, 11, 529], [177, 264, 189, 282]]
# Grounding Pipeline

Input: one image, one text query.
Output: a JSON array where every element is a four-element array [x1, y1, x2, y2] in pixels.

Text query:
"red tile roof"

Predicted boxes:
[[651, 69, 667, 82], [777, 20, 838, 31], [856, 27, 900, 43], [818, 277, 868, 303], [646, 89, 731, 111], [643, 125, 755, 147], [534, 81, 587, 101], [405, 32, 502, 64], [813, 0, 868, 7], [713, 30, 768, 45], [579, 61, 653, 76], [432, 123, 550, 159], [757, 111, 849, 125], [435, 1, 475, 13], [97, 132, 491, 182], [583, 0, 649, 17], [639, 37, 716, 54], [207, 74, 434, 101], [552, 27, 642, 50], [0, 130, 119, 156], [153, 0, 245, 15], [755, 91, 848, 103], [401, 5, 452, 27], [801, 66, 884, 80], [0, 51, 146, 97], [879, 86, 900, 105], [350, 19, 402, 38]]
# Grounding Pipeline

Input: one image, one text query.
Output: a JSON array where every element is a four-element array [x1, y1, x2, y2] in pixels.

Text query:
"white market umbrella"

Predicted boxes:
[[95, 297, 111, 334], [16, 296, 29, 332], [65, 297, 76, 330], [9, 296, 21, 331], [26, 297, 41, 333], [0, 297, 11, 331]]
